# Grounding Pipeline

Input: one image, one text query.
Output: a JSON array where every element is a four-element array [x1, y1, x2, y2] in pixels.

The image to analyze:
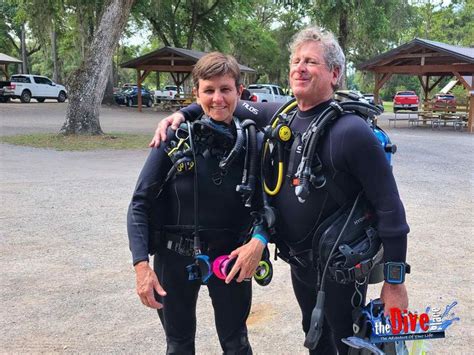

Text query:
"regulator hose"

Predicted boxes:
[[219, 117, 244, 170], [263, 99, 298, 196], [236, 119, 258, 207]]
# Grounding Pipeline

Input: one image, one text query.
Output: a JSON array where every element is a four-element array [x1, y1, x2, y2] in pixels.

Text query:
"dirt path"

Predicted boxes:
[[0, 103, 472, 353]]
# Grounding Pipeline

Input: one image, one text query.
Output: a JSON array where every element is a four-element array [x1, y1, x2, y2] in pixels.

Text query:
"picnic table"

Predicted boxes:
[[408, 111, 467, 130], [388, 110, 420, 127], [157, 97, 194, 111]]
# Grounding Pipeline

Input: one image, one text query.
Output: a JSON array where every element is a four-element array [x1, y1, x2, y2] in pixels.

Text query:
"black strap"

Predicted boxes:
[[322, 173, 349, 207], [286, 133, 301, 181]]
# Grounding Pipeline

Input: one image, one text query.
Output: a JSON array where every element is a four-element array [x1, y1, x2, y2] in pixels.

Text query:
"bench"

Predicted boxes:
[[388, 111, 419, 127], [156, 97, 194, 111]]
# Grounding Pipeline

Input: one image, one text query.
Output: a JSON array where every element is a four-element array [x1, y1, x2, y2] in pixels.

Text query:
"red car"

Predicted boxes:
[[393, 91, 419, 112], [432, 93, 456, 112]]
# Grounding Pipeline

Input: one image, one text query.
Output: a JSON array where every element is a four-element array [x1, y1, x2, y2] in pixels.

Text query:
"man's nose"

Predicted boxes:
[[295, 61, 307, 72]]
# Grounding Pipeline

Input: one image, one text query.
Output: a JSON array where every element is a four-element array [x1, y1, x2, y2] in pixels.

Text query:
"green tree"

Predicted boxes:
[[310, 0, 415, 87], [135, 0, 238, 50], [405, 0, 473, 45], [0, 0, 42, 74]]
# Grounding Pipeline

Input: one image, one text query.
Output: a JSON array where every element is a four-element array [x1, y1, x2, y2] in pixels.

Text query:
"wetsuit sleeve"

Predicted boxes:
[[180, 101, 282, 128], [127, 134, 173, 265], [335, 116, 409, 262], [180, 103, 202, 122]]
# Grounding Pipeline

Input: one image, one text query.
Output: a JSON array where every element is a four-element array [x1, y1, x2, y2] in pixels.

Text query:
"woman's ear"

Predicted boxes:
[[193, 87, 200, 105], [237, 84, 243, 97]]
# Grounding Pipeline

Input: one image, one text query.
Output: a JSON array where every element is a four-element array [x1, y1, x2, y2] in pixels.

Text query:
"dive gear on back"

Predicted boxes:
[[314, 196, 383, 285], [293, 101, 383, 203]]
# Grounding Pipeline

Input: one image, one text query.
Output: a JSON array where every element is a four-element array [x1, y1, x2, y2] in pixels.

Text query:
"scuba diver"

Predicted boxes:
[[150, 27, 410, 355], [127, 52, 270, 355]]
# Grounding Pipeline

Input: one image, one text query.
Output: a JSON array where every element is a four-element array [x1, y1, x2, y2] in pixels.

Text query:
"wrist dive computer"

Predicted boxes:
[[384, 262, 410, 284]]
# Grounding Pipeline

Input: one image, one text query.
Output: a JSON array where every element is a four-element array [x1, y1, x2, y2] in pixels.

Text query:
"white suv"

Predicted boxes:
[[4, 74, 68, 103]]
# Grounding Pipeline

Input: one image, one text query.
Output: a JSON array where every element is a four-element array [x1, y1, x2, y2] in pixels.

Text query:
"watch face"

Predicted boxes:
[[389, 265, 402, 280]]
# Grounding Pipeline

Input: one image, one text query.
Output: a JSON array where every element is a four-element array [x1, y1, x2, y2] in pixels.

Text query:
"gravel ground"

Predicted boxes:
[[0, 102, 472, 354]]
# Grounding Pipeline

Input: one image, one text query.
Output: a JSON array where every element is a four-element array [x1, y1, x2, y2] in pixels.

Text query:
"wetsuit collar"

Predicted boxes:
[[297, 99, 333, 119]]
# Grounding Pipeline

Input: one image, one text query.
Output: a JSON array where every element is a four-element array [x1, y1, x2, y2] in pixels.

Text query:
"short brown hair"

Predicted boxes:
[[192, 52, 241, 89]]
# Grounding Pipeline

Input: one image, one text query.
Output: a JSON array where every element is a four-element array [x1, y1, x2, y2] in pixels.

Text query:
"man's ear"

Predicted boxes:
[[331, 66, 341, 87], [193, 87, 200, 105]]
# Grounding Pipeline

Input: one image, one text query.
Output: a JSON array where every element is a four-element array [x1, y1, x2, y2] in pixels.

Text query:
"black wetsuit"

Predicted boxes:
[[180, 100, 409, 354], [127, 116, 258, 354]]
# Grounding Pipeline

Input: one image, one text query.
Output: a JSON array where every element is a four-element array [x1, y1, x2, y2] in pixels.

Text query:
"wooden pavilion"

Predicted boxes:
[[120, 46, 256, 112], [357, 38, 474, 133], [0, 53, 22, 80]]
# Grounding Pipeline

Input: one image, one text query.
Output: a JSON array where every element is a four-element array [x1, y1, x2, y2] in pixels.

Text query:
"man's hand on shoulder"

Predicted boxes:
[[149, 112, 185, 148]]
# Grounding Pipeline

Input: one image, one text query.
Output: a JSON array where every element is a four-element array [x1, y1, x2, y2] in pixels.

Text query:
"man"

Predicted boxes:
[[150, 26, 409, 354]]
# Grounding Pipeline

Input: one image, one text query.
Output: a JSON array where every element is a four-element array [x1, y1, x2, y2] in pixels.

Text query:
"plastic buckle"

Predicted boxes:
[[354, 260, 373, 281], [185, 263, 201, 281], [334, 269, 350, 284], [177, 237, 194, 257]]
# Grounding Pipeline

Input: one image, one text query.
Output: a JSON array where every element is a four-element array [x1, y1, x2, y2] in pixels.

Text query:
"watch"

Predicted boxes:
[[384, 262, 411, 284]]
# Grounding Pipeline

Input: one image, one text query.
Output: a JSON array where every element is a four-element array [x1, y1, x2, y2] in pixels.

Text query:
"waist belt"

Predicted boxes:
[[163, 232, 207, 257], [328, 247, 384, 284], [162, 228, 242, 256]]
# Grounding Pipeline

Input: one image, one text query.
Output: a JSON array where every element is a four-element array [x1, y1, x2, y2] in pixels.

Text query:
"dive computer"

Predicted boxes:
[[384, 262, 410, 284]]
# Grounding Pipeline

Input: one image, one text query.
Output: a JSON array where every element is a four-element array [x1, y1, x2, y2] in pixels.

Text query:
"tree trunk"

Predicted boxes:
[[338, 11, 349, 89], [102, 60, 116, 105], [61, 0, 135, 135], [21, 24, 28, 74], [51, 28, 59, 83]]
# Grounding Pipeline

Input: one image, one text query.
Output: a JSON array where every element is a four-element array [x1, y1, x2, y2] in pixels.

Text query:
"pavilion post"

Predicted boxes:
[[137, 69, 142, 112], [468, 92, 473, 133], [453, 71, 473, 133], [374, 73, 391, 105]]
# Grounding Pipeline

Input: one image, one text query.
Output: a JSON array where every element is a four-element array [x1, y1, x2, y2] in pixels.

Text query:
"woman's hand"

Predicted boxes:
[[225, 239, 266, 283], [134, 261, 167, 309], [149, 112, 185, 147]]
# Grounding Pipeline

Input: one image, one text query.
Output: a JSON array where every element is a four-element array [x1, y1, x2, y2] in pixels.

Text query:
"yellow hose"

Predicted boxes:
[[263, 100, 298, 195]]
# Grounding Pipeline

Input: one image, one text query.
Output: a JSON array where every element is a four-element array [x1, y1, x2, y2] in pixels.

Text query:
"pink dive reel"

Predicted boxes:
[[212, 255, 237, 281], [212, 253, 273, 286]]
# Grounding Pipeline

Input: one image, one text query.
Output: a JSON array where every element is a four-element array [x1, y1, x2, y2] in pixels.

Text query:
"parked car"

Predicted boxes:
[[2, 74, 67, 103], [114, 86, 154, 107], [432, 93, 456, 112], [0, 81, 10, 102], [363, 93, 383, 107], [393, 91, 419, 112], [155, 85, 181, 101], [248, 84, 292, 103]]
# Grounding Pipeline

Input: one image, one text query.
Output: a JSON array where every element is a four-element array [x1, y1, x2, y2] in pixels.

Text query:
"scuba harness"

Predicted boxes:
[[259, 97, 401, 352], [160, 115, 272, 286]]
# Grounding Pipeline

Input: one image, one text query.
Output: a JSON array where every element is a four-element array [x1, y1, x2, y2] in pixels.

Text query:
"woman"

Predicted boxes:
[[127, 52, 266, 354]]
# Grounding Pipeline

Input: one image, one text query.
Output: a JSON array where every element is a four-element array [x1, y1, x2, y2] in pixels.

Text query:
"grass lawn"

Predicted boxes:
[[0, 132, 152, 151], [383, 101, 394, 112]]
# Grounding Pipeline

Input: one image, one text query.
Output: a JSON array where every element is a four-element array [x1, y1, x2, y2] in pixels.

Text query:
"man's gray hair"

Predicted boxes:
[[289, 26, 345, 89]]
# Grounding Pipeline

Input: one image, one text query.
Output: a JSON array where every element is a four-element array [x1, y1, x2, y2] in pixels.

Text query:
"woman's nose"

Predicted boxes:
[[213, 91, 224, 102]]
